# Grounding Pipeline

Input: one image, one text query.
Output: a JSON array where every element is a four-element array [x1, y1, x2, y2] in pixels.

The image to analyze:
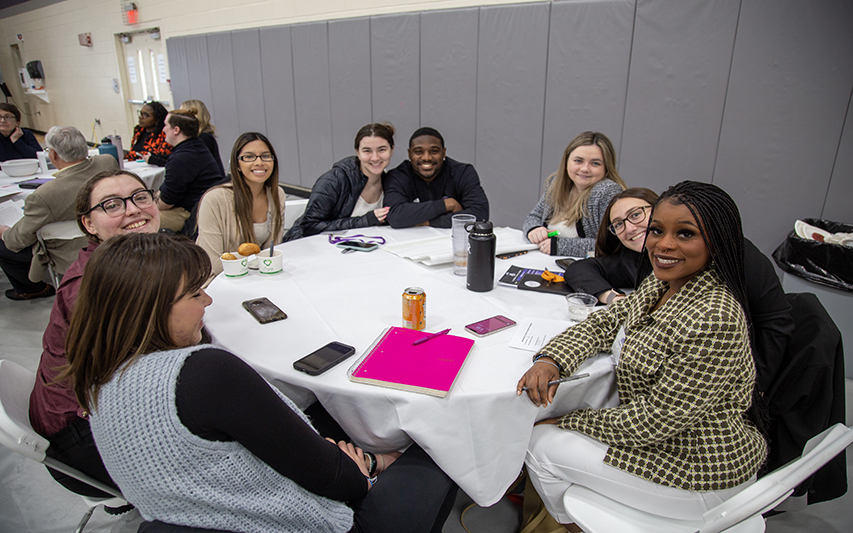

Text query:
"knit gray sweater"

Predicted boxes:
[[89, 346, 354, 533], [522, 179, 623, 257]]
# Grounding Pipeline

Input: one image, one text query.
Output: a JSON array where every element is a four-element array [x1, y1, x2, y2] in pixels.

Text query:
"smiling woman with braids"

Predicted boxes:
[[517, 181, 768, 530]]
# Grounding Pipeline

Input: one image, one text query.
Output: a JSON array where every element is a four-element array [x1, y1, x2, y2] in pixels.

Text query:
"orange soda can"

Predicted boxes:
[[402, 287, 426, 330]]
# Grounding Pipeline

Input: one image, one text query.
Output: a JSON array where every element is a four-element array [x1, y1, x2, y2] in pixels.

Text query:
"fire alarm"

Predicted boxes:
[[78, 33, 93, 47]]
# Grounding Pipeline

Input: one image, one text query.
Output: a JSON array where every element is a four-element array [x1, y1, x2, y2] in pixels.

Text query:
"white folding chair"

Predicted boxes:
[[561, 423, 853, 533], [0, 359, 127, 533], [283, 198, 308, 230], [36, 220, 87, 287]]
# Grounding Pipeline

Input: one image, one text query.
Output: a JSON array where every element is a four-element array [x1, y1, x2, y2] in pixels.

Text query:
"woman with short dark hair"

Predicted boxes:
[[0, 102, 41, 161]]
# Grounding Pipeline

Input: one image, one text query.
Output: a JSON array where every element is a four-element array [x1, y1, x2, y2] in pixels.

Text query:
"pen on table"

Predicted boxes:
[[521, 373, 590, 391], [412, 328, 450, 346]]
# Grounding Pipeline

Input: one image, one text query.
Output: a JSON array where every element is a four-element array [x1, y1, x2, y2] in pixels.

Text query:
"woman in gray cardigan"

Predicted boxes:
[[522, 131, 626, 257]]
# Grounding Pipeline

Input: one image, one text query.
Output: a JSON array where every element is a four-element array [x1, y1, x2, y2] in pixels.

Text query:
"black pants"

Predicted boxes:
[[0, 240, 45, 294], [44, 416, 119, 498]]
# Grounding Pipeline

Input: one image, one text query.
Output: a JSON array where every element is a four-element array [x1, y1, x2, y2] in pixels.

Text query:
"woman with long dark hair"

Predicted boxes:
[[196, 132, 285, 275], [63, 233, 456, 532], [518, 181, 767, 530], [125, 101, 171, 161]]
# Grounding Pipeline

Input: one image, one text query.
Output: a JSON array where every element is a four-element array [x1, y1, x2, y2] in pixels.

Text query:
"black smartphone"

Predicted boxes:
[[242, 298, 287, 324], [293, 341, 356, 375], [464, 315, 517, 337], [555, 258, 576, 270], [336, 241, 378, 252]]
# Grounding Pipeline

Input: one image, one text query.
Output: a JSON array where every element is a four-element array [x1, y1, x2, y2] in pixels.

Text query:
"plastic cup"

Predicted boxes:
[[221, 253, 248, 277], [566, 292, 597, 321], [257, 249, 283, 275], [452, 214, 477, 276]]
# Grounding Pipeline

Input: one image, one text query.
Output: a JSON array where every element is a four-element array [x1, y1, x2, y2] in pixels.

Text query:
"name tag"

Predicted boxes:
[[610, 326, 627, 367]]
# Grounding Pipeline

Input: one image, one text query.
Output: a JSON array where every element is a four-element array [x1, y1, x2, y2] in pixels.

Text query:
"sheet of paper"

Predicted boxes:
[[508, 317, 573, 352], [0, 199, 24, 227]]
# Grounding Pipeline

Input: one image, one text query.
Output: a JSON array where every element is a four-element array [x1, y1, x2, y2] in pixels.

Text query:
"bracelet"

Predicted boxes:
[[605, 289, 624, 306], [364, 451, 377, 477], [534, 360, 561, 372], [365, 474, 378, 487], [378, 453, 385, 474]]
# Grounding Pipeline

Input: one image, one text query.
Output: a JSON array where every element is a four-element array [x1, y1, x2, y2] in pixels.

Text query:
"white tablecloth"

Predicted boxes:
[[203, 226, 617, 506]]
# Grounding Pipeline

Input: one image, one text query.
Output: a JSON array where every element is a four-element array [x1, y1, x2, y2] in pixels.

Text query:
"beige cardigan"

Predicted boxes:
[[196, 184, 286, 275]]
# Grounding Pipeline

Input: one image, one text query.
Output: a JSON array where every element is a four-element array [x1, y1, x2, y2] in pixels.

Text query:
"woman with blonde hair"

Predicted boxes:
[[196, 132, 285, 275], [522, 131, 626, 257], [180, 99, 224, 177]]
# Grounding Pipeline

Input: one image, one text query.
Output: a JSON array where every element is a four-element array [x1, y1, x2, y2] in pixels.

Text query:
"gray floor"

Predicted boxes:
[[0, 271, 850, 533]]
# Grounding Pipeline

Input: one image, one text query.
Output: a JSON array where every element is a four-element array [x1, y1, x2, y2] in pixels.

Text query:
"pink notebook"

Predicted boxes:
[[348, 327, 475, 397]]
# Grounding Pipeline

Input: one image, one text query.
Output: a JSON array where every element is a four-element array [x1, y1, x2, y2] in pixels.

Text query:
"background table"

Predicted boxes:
[[203, 226, 617, 506]]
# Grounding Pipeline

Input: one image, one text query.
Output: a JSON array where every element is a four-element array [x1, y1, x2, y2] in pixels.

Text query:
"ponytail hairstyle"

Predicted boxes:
[[354, 122, 395, 151], [545, 131, 627, 226], [166, 108, 200, 138]]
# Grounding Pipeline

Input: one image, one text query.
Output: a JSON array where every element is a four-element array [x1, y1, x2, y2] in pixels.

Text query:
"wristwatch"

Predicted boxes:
[[605, 289, 625, 305]]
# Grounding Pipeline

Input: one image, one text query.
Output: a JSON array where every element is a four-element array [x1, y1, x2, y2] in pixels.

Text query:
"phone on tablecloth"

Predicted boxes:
[[465, 315, 517, 337], [336, 241, 378, 252], [242, 298, 287, 325], [293, 341, 356, 375]]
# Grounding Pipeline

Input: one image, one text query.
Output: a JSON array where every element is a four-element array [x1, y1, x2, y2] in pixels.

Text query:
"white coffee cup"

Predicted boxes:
[[221, 253, 248, 277], [257, 249, 283, 275]]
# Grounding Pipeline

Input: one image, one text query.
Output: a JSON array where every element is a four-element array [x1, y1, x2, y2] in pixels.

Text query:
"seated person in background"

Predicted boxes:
[[519, 181, 767, 530], [284, 122, 395, 241], [178, 99, 225, 177], [197, 132, 285, 275], [156, 109, 223, 232], [0, 126, 118, 300], [384, 127, 489, 228], [0, 103, 42, 161], [29, 169, 160, 497], [64, 233, 458, 533], [125, 101, 171, 162], [564, 187, 794, 392], [523, 131, 626, 257]]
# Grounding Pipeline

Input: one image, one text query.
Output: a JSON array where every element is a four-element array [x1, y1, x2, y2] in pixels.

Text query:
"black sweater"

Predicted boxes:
[[160, 136, 222, 211], [384, 157, 489, 228]]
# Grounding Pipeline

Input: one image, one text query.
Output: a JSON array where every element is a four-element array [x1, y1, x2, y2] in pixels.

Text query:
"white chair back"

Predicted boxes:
[[562, 423, 853, 533], [36, 220, 87, 287], [284, 198, 308, 230]]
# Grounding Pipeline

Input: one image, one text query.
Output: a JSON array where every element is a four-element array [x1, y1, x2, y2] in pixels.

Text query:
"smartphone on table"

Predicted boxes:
[[465, 315, 517, 337], [293, 342, 357, 375], [336, 241, 378, 252], [242, 298, 287, 325]]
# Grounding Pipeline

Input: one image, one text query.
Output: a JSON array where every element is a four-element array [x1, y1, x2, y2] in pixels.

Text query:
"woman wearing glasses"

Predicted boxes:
[[522, 131, 627, 256], [0, 103, 42, 162], [196, 132, 285, 275], [29, 169, 160, 498], [125, 101, 171, 162], [564, 186, 793, 392], [284, 123, 395, 241]]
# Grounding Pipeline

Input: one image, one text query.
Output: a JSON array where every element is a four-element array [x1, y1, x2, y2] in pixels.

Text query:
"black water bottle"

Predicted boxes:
[[465, 221, 496, 292]]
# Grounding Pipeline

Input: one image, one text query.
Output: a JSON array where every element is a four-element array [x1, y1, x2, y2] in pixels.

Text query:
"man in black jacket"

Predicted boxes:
[[384, 127, 489, 228], [156, 110, 222, 231]]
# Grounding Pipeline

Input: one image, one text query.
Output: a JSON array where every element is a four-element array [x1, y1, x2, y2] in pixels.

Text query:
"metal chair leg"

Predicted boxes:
[[74, 506, 95, 533]]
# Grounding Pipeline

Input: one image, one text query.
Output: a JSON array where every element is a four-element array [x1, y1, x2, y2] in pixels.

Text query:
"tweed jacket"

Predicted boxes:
[[2, 154, 119, 282], [537, 268, 768, 491], [522, 178, 623, 257]]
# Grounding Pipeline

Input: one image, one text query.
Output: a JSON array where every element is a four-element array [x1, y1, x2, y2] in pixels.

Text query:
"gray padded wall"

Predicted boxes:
[[259, 26, 301, 184], [620, 0, 739, 191], [713, 0, 853, 253], [165, 0, 853, 247], [541, 0, 634, 196], [824, 91, 853, 223], [475, 3, 550, 229]]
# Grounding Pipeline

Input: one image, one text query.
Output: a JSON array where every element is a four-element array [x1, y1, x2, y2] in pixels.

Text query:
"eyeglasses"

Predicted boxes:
[[137, 110, 151, 118], [608, 205, 651, 235], [0, 114, 17, 122], [86, 189, 156, 217], [238, 153, 275, 163]]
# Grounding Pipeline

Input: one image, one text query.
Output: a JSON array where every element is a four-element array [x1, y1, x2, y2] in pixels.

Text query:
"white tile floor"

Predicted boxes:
[[0, 271, 850, 533]]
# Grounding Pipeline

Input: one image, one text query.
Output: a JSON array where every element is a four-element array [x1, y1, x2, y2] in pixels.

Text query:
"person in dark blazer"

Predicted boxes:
[[0, 103, 41, 162]]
